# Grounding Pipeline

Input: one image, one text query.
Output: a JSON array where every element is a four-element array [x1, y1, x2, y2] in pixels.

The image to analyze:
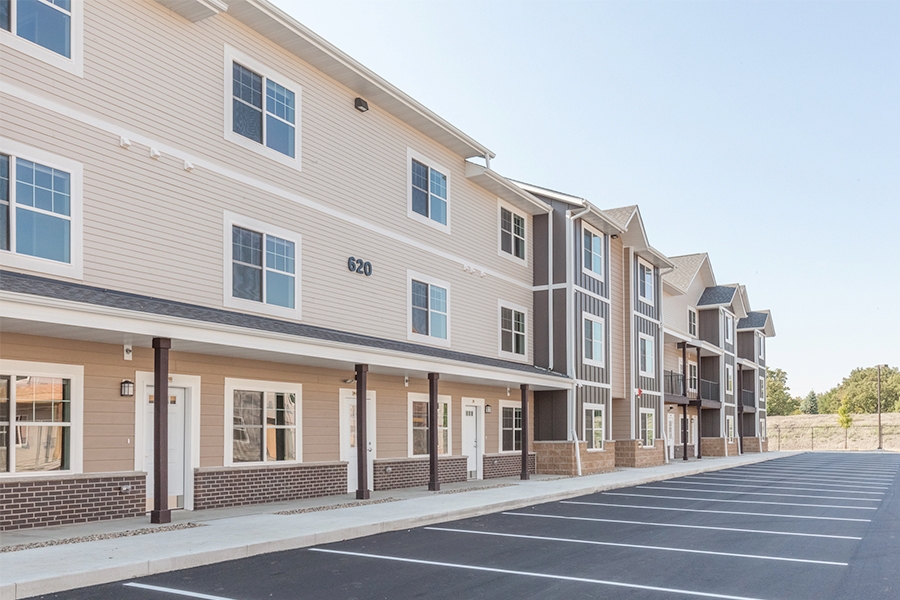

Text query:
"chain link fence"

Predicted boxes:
[[771, 425, 900, 451]]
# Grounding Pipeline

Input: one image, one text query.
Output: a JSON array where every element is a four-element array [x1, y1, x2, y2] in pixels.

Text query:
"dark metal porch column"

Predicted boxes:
[[355, 364, 370, 500], [428, 373, 440, 491], [151, 337, 171, 524], [696, 346, 703, 460], [682, 403, 689, 461], [681, 342, 689, 461], [737, 364, 744, 455], [520, 384, 530, 480]]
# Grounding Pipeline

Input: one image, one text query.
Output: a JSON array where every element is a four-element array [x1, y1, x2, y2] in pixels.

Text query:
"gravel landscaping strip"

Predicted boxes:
[[0, 522, 204, 553], [275, 497, 399, 515]]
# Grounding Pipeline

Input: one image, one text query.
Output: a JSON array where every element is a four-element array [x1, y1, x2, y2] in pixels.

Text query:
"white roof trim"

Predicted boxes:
[[466, 165, 550, 215]]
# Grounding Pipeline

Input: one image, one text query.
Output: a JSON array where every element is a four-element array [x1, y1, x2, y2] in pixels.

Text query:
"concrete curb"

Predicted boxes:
[[3, 452, 792, 599]]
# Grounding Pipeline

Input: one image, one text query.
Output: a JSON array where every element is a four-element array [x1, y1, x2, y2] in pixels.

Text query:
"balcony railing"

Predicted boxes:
[[741, 389, 755, 406], [700, 379, 719, 401], [665, 370, 699, 399]]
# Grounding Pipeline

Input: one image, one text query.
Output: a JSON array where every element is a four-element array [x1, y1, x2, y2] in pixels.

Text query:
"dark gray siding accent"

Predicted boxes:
[[533, 289, 549, 369], [552, 287, 568, 371], [533, 213, 549, 287], [576, 385, 611, 440], [699, 308, 719, 346], [700, 355, 720, 389], [742, 413, 756, 437], [575, 290, 610, 383], [701, 408, 721, 437], [737, 331, 754, 361], [552, 200, 568, 286], [635, 316, 660, 393], [575, 221, 609, 298], [534, 390, 568, 441]]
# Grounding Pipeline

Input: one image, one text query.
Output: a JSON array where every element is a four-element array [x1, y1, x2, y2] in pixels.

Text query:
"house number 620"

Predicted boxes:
[[347, 257, 373, 277]]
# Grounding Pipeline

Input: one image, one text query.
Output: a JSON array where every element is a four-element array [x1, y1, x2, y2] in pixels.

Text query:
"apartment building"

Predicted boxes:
[[0, 0, 571, 530]]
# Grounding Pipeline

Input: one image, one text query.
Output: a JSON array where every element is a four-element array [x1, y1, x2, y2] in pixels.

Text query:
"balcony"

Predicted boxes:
[[740, 389, 757, 413], [664, 371, 699, 401], [700, 379, 719, 402]]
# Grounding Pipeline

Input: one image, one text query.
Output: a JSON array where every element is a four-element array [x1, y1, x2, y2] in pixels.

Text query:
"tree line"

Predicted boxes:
[[766, 365, 899, 416]]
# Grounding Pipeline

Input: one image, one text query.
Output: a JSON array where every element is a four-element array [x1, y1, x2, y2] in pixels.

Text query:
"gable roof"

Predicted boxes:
[[738, 310, 776, 337], [601, 205, 638, 230], [697, 285, 737, 306], [664, 253, 708, 293], [601, 205, 673, 269]]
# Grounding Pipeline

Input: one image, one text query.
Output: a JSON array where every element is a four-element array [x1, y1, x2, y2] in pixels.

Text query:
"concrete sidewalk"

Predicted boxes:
[[0, 451, 796, 599]]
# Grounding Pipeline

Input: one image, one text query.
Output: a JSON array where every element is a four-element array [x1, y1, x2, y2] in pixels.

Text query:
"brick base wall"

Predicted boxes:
[[673, 444, 696, 460], [193, 462, 346, 510], [614, 440, 665, 468], [701, 437, 727, 457], [533, 441, 615, 476], [761, 439, 769, 452], [742, 437, 762, 453], [373, 456, 468, 491], [726, 439, 739, 455], [483, 453, 536, 479], [1, 471, 146, 531]]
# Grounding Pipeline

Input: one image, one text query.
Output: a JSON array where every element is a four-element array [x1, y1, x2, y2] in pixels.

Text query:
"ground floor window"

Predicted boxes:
[[226, 379, 301, 465], [584, 403, 604, 450], [760, 417, 767, 440], [726, 415, 735, 442], [409, 394, 450, 456], [639, 408, 655, 447], [500, 401, 522, 452]]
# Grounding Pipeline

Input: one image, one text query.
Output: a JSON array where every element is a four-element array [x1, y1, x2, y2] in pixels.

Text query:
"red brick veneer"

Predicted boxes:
[[192, 461, 346, 509], [372, 456, 468, 490], [483, 452, 536, 479], [1, 471, 145, 531]]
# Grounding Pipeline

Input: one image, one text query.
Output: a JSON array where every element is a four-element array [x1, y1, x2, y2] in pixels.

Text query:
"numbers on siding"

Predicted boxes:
[[347, 256, 373, 277]]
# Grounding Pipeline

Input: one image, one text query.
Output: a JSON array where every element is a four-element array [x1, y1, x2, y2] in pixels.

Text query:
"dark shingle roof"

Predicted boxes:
[[0, 270, 566, 379], [697, 285, 737, 306], [738, 311, 769, 330]]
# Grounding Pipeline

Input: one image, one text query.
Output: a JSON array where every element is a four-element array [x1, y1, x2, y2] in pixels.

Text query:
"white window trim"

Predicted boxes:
[[724, 312, 734, 344], [638, 333, 655, 378], [407, 392, 452, 457], [688, 308, 698, 337], [726, 414, 735, 443], [580, 221, 605, 281], [223, 210, 302, 320], [688, 361, 699, 391], [758, 332, 765, 360], [223, 45, 302, 170], [498, 399, 522, 454], [223, 377, 303, 466], [407, 147, 451, 234], [0, 359, 84, 476], [497, 198, 527, 265], [582, 311, 605, 368], [639, 407, 655, 448], [0, 0, 83, 77], [0, 137, 83, 279], [637, 257, 654, 306], [407, 269, 451, 347], [726, 364, 734, 395], [498, 299, 528, 362], [583, 402, 605, 451], [759, 376, 765, 401], [759, 417, 767, 440]]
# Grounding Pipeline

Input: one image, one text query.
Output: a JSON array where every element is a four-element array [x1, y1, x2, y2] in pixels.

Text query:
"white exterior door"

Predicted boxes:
[[691, 416, 699, 457], [666, 413, 675, 459], [461, 398, 484, 480], [144, 386, 186, 510], [340, 389, 376, 494]]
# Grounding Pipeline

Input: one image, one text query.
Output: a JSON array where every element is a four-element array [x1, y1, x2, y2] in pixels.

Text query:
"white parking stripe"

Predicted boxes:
[[671, 480, 885, 495], [636, 485, 881, 502], [711, 471, 892, 484], [310, 548, 773, 600], [687, 474, 889, 490], [561, 500, 871, 522], [740, 465, 897, 474], [123, 583, 236, 600], [731, 468, 894, 482], [425, 526, 848, 566], [501, 511, 862, 540], [603, 492, 878, 510]]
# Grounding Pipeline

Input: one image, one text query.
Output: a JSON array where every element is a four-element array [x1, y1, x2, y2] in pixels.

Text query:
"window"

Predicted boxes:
[[688, 309, 697, 337], [759, 376, 765, 401], [0, 140, 83, 279], [224, 46, 301, 168], [499, 204, 525, 260], [408, 150, 449, 230], [226, 379, 301, 465], [582, 225, 603, 279], [638, 259, 654, 304], [688, 362, 698, 391], [726, 364, 734, 394], [408, 394, 450, 456], [0, 0, 82, 76], [500, 402, 522, 452], [584, 403, 604, 450], [639, 334, 655, 377], [408, 272, 449, 344], [639, 408, 655, 448], [759, 417, 766, 440], [0, 360, 83, 475], [224, 212, 301, 319], [500, 304, 526, 358], [726, 415, 735, 442], [583, 313, 604, 367], [758, 333, 765, 361], [724, 313, 734, 344]]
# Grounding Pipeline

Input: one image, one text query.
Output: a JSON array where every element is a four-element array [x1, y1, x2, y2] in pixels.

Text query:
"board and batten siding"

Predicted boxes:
[[0, 1, 537, 361]]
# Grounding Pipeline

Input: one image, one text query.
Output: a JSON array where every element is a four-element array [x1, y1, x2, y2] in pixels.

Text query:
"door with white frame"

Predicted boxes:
[[666, 411, 676, 459], [461, 398, 484, 480], [340, 388, 376, 494], [691, 415, 698, 457], [143, 385, 186, 511]]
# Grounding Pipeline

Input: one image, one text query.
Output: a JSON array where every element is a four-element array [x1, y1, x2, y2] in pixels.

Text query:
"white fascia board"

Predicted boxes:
[[0, 292, 567, 389], [465, 164, 550, 215], [155, 0, 227, 22], [228, 0, 494, 160], [512, 181, 586, 206], [661, 327, 692, 344]]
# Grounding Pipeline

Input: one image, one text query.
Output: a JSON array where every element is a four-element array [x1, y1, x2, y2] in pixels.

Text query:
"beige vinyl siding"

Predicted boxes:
[[609, 236, 626, 398], [1, 1, 534, 359], [664, 343, 683, 375]]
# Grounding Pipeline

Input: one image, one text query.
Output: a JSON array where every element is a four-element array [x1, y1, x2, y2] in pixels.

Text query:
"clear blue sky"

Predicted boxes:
[[276, 0, 899, 397]]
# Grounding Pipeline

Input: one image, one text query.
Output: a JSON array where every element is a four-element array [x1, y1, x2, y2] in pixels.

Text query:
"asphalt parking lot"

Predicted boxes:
[[40, 452, 900, 600]]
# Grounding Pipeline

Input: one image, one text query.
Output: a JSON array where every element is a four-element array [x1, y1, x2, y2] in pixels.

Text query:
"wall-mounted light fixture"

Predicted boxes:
[[485, 404, 493, 414], [506, 387, 510, 397], [354, 97, 369, 112], [343, 378, 356, 384], [120, 380, 135, 397], [404, 376, 409, 387], [610, 234, 619, 239]]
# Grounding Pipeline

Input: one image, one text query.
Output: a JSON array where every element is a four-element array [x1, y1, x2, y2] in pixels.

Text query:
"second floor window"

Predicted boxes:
[[411, 279, 448, 340], [726, 364, 734, 394], [688, 362, 699, 391], [501, 306, 525, 356], [583, 315, 604, 366], [583, 227, 603, 278], [638, 260, 654, 304], [232, 225, 295, 309], [500, 207, 525, 260], [411, 158, 448, 227], [688, 309, 697, 337], [639, 334, 654, 377], [3, 0, 71, 58], [232, 62, 296, 158]]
